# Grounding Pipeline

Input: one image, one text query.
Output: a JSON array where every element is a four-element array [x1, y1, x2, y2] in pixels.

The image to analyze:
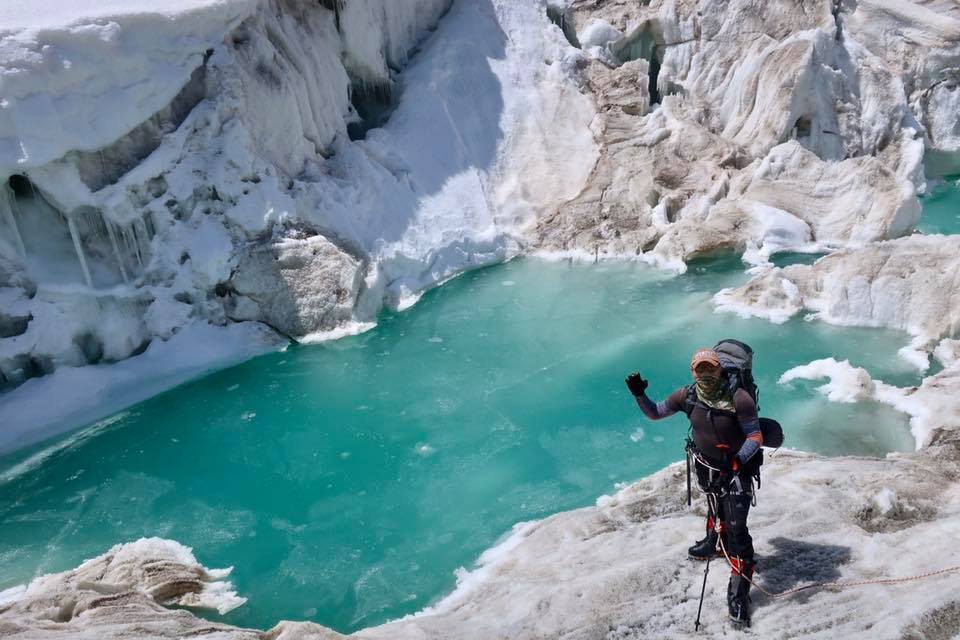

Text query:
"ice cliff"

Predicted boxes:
[[535, 0, 960, 266], [3, 0, 959, 434], [0, 0, 596, 443]]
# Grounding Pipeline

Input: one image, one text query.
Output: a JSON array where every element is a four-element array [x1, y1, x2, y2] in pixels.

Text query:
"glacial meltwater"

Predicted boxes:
[[918, 177, 960, 235], [0, 256, 922, 633]]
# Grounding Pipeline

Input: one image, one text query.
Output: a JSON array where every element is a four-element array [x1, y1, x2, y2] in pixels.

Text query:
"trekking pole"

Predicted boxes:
[[694, 493, 715, 631], [685, 439, 692, 506], [694, 554, 711, 631]]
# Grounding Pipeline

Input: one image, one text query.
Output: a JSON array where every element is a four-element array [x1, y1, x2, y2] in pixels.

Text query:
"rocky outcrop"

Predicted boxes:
[[226, 234, 364, 339]]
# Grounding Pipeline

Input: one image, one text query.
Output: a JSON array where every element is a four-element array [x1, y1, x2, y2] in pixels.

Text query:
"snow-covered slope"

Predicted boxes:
[[0, 0, 597, 443]]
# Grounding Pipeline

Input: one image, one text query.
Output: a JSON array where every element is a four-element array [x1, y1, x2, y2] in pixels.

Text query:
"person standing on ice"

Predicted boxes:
[[625, 346, 763, 628]]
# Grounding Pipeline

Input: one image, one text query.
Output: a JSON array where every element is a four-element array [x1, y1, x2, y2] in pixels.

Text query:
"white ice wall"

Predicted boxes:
[[0, 1, 256, 169], [0, 0, 598, 440]]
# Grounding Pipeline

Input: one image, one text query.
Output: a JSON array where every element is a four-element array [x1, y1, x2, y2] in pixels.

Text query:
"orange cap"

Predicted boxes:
[[690, 348, 721, 369]]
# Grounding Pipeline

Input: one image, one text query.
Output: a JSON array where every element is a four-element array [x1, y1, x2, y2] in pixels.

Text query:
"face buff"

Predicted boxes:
[[690, 348, 735, 412], [694, 370, 735, 412]]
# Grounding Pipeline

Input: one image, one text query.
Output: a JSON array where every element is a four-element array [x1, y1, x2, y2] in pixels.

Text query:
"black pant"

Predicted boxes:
[[695, 458, 755, 562]]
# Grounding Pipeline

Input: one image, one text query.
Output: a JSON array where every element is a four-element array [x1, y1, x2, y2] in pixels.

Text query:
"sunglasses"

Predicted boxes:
[[692, 362, 721, 374]]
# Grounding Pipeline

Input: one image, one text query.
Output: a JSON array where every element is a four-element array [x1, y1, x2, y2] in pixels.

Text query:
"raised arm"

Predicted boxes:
[[625, 373, 685, 420], [733, 388, 763, 464]]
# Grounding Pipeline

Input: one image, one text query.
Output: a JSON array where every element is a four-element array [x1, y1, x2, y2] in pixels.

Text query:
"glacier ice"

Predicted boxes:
[[0, 0, 957, 439], [0, 537, 255, 638], [530, 0, 960, 265], [1, 1, 960, 638], [716, 232, 960, 447], [0, 0, 597, 434]]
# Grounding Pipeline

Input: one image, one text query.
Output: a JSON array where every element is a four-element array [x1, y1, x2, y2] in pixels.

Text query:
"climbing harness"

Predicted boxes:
[[687, 446, 757, 505]]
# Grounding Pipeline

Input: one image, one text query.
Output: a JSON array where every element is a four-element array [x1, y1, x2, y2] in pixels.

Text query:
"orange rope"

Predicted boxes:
[[693, 463, 960, 598], [708, 497, 960, 598]]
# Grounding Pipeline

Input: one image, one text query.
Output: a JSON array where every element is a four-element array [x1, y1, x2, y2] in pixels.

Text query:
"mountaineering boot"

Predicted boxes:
[[687, 531, 719, 560], [727, 557, 755, 628], [688, 516, 724, 560]]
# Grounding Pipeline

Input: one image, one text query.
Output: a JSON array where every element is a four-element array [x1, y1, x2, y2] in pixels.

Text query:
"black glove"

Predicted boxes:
[[625, 372, 649, 396], [718, 448, 741, 475]]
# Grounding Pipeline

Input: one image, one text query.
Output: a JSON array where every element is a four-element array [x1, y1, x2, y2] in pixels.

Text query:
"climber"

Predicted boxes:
[[625, 346, 763, 628]]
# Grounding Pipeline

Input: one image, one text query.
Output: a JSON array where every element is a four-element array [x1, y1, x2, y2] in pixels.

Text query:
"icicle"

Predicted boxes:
[[67, 215, 94, 288], [1, 191, 26, 259], [119, 225, 134, 269], [136, 217, 151, 260], [130, 223, 144, 270], [105, 220, 129, 284]]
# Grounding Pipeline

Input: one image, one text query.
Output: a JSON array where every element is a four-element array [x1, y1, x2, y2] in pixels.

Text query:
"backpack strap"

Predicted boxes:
[[724, 369, 741, 397], [684, 384, 729, 463], [684, 384, 764, 472], [682, 384, 697, 416]]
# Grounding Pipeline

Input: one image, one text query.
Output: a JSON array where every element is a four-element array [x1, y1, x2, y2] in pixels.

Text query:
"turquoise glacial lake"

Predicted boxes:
[[0, 253, 922, 633]]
